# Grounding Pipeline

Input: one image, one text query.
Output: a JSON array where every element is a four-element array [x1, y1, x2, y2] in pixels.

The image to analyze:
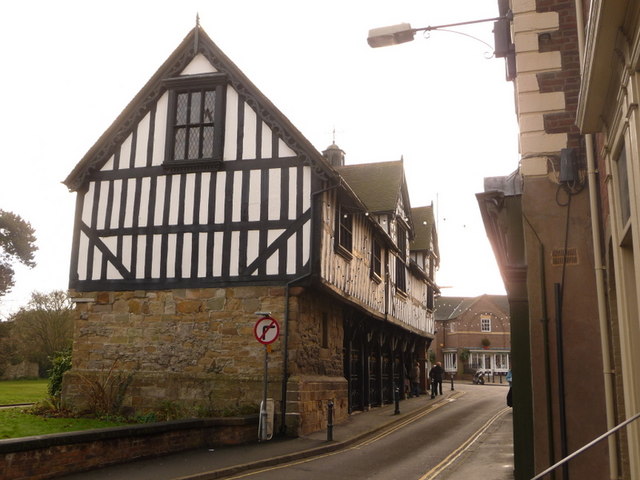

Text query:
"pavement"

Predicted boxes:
[[59, 384, 514, 480]]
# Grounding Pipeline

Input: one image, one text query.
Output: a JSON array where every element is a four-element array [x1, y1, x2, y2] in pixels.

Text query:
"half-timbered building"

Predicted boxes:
[[62, 25, 438, 436]]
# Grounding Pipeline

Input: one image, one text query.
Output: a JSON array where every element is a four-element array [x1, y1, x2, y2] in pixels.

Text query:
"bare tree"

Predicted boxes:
[[10, 290, 73, 375], [0, 321, 20, 375]]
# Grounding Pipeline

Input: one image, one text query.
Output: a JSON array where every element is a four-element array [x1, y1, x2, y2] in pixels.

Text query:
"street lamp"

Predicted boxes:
[[367, 13, 513, 55]]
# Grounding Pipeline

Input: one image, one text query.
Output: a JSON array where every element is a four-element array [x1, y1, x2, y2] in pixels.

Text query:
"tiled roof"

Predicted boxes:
[[410, 206, 433, 250], [435, 294, 508, 320], [411, 205, 439, 260], [336, 161, 404, 213]]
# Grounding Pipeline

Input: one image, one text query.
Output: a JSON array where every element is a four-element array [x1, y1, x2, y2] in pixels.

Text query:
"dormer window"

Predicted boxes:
[[164, 74, 227, 170]]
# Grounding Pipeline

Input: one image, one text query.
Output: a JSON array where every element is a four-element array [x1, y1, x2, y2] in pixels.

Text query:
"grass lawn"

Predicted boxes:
[[0, 379, 130, 439], [0, 408, 129, 439], [0, 378, 48, 404]]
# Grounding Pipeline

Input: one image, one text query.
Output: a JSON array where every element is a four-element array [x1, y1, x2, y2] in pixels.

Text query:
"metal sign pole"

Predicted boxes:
[[261, 344, 268, 441], [254, 313, 279, 442]]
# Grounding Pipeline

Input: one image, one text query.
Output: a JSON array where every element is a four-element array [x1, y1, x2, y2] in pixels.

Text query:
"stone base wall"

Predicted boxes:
[[64, 286, 288, 417], [62, 370, 280, 417], [64, 285, 350, 437], [288, 291, 344, 377], [285, 375, 348, 436]]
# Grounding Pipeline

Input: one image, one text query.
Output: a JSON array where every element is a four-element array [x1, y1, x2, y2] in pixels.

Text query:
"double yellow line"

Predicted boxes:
[[221, 392, 465, 479], [356, 392, 464, 448], [418, 406, 512, 480]]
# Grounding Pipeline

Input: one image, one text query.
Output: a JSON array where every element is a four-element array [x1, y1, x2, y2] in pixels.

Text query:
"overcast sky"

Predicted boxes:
[[0, 0, 517, 318]]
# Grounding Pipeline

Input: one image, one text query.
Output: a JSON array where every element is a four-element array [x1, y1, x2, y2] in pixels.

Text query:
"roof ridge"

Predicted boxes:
[[64, 26, 335, 191], [337, 159, 403, 170]]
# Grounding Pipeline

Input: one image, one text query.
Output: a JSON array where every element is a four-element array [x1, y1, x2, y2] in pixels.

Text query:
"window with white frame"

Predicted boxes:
[[444, 352, 457, 372], [470, 353, 489, 370], [481, 316, 491, 332], [494, 353, 510, 371]]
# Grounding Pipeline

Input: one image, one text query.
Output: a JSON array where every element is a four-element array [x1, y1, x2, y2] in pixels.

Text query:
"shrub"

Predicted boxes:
[[459, 348, 470, 362], [78, 360, 134, 416], [48, 348, 72, 400], [428, 350, 436, 363], [155, 400, 185, 421]]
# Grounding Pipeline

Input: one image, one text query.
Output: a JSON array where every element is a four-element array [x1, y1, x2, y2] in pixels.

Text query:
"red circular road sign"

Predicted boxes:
[[254, 316, 280, 344]]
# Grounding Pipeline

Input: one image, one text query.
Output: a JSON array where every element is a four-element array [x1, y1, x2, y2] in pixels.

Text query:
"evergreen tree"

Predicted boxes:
[[0, 209, 37, 298]]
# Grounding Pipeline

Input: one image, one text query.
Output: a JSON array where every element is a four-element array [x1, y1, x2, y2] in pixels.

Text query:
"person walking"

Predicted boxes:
[[409, 361, 421, 397], [429, 361, 444, 398]]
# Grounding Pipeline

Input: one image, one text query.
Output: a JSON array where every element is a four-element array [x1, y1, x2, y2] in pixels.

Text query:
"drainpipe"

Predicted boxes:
[[574, 2, 619, 478], [585, 130, 618, 480], [540, 243, 557, 473], [280, 276, 306, 434], [554, 283, 569, 480], [523, 215, 556, 471], [279, 181, 340, 435]]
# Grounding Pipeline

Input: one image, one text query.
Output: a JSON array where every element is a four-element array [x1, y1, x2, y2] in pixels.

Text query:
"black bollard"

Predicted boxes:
[[450, 373, 455, 391], [394, 387, 400, 415], [327, 400, 334, 441]]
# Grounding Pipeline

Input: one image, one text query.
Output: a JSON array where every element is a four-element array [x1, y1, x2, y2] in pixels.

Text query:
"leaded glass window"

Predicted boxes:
[[173, 89, 216, 161], [164, 74, 227, 168]]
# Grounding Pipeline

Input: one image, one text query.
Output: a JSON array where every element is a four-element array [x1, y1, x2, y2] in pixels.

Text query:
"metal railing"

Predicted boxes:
[[531, 411, 640, 480]]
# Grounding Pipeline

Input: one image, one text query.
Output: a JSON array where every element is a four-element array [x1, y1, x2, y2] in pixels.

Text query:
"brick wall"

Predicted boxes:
[[0, 417, 257, 480], [536, 0, 583, 152]]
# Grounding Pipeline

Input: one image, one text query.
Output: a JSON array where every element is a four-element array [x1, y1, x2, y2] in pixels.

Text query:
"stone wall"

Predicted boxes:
[[64, 285, 351, 436], [288, 289, 344, 377], [0, 361, 39, 380], [285, 375, 348, 436], [64, 286, 287, 416], [283, 290, 349, 434]]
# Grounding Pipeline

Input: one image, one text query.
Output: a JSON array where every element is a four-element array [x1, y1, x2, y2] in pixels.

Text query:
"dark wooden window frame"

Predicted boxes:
[[371, 237, 382, 282], [335, 203, 353, 260], [395, 256, 407, 294], [395, 222, 407, 294], [427, 284, 435, 310], [163, 73, 227, 172]]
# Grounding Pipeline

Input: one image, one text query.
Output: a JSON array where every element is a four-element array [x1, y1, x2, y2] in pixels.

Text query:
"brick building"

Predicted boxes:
[[477, 0, 640, 478], [433, 295, 510, 381]]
